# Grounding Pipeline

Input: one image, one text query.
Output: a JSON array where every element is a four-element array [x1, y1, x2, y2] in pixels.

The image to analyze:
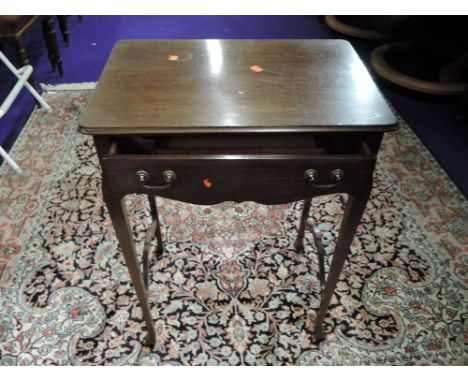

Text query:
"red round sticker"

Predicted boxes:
[[203, 178, 212, 188]]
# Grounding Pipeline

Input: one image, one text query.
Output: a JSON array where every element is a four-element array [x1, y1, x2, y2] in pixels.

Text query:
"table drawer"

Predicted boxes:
[[101, 153, 376, 204]]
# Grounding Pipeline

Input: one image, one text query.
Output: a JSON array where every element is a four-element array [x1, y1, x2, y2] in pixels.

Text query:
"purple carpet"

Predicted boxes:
[[1, 16, 467, 196]]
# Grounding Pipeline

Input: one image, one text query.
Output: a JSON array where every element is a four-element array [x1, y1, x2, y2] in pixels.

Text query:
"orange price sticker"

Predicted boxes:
[[203, 178, 213, 188], [250, 65, 264, 73], [168, 55, 179, 61]]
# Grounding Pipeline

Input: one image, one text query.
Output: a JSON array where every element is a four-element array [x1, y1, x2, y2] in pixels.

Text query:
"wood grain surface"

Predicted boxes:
[[79, 39, 397, 135]]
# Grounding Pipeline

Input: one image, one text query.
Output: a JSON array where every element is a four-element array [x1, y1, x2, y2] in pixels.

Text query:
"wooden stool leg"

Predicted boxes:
[[13, 38, 29, 66], [42, 16, 63, 76], [57, 16, 70, 47], [12, 38, 37, 90], [314, 192, 370, 340], [295, 198, 312, 251], [41, 18, 56, 72], [148, 195, 164, 257], [103, 191, 156, 346]]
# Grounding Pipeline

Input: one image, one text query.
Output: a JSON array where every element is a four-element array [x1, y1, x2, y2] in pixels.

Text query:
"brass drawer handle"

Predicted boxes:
[[136, 170, 177, 190], [304, 168, 344, 188]]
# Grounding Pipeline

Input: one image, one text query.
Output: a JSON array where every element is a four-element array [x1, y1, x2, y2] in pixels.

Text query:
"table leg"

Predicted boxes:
[[314, 191, 370, 340], [103, 191, 156, 346], [295, 198, 312, 252], [147, 195, 164, 257], [306, 220, 326, 294]]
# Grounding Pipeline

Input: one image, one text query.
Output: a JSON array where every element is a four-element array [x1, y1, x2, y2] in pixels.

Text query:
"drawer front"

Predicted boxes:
[[101, 154, 376, 204]]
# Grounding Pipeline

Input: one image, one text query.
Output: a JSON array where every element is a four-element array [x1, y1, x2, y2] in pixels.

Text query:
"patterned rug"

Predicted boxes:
[[0, 85, 466, 365]]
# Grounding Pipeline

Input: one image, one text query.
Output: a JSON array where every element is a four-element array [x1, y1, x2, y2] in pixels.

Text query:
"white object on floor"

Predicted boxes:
[[40, 82, 97, 91], [0, 50, 52, 175]]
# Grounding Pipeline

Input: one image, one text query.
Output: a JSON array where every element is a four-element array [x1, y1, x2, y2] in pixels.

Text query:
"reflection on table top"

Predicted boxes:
[[79, 39, 397, 135]]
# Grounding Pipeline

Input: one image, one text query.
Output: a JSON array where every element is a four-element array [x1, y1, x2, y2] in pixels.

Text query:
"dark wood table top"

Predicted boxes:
[[79, 39, 397, 135]]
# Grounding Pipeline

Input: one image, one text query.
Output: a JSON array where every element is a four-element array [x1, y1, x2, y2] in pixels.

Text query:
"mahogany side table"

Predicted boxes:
[[79, 39, 398, 345]]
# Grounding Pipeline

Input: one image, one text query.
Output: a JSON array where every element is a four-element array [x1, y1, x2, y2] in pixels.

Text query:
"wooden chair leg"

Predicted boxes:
[[11, 38, 37, 92], [313, 191, 370, 340], [42, 16, 63, 76], [57, 16, 70, 47], [41, 18, 56, 72]]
